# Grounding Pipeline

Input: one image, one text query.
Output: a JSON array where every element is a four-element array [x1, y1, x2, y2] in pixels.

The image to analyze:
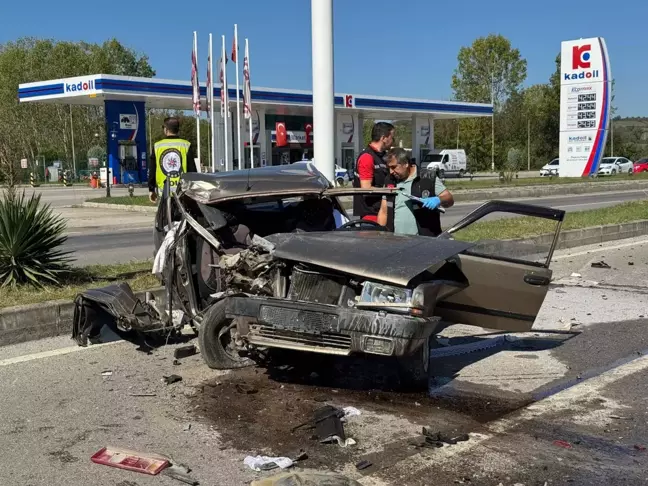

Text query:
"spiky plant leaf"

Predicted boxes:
[[0, 190, 73, 287]]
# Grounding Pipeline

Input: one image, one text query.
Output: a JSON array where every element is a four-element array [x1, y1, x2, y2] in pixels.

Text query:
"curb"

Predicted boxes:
[[81, 202, 157, 213], [0, 287, 165, 348]]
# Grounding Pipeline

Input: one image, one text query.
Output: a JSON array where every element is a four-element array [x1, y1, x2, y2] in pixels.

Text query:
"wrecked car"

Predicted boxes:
[[73, 163, 565, 384]]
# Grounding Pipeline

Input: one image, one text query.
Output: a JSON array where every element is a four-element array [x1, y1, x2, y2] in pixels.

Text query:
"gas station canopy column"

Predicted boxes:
[[18, 74, 492, 183]]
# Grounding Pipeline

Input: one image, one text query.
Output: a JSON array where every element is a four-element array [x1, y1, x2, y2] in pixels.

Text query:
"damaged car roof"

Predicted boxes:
[[265, 231, 474, 287], [178, 163, 333, 203]]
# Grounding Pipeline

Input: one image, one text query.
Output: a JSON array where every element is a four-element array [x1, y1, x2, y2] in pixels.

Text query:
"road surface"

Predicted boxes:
[[1, 238, 647, 485], [62, 188, 648, 265]]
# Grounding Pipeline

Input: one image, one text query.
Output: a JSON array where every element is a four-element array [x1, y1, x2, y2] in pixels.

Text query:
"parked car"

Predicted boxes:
[[294, 160, 349, 186], [73, 163, 566, 386], [540, 158, 559, 177], [633, 158, 648, 173], [422, 149, 467, 178], [598, 157, 634, 176]]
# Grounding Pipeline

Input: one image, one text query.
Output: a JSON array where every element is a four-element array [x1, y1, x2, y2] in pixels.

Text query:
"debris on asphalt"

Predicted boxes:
[[173, 359, 181, 366], [591, 261, 611, 269], [244, 455, 294, 471], [174, 344, 198, 360], [634, 444, 646, 452], [342, 406, 362, 419], [163, 464, 200, 485], [101, 371, 113, 377], [422, 427, 470, 446], [164, 374, 183, 385], [128, 393, 157, 397], [314, 406, 347, 443], [553, 440, 572, 449], [355, 460, 372, 470], [321, 436, 357, 447], [235, 383, 259, 394], [570, 273, 582, 278], [91, 446, 169, 475], [183, 423, 192, 432], [250, 472, 362, 486], [629, 262, 635, 266]]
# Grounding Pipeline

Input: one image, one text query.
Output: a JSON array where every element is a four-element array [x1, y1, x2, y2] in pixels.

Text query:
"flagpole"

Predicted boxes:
[[246, 38, 254, 168], [209, 33, 216, 172], [233, 25, 243, 171], [221, 35, 230, 171], [193, 31, 201, 171]]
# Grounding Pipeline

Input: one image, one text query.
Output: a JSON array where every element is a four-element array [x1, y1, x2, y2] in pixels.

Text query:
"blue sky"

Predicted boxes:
[[2, 0, 646, 117]]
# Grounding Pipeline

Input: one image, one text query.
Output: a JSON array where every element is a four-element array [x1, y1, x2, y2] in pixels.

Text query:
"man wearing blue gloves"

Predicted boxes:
[[377, 148, 454, 236]]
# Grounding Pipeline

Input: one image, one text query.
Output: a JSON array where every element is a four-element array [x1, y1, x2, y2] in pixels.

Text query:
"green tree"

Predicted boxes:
[[451, 34, 527, 107], [451, 34, 527, 171], [0, 37, 155, 180]]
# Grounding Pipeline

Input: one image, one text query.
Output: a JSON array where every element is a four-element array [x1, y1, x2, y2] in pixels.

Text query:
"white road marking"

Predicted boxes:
[[553, 236, 648, 260], [358, 352, 648, 483], [0, 340, 124, 368]]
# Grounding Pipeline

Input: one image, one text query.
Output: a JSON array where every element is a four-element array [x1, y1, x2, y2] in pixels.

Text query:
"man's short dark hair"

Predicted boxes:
[[163, 117, 180, 135], [371, 122, 394, 142], [386, 147, 412, 165]]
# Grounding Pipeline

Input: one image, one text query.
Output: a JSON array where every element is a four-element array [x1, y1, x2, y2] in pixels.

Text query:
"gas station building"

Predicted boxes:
[[18, 74, 492, 184]]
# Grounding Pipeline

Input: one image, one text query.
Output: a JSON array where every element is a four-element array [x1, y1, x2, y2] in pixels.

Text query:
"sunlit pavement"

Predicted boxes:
[[1, 238, 647, 485]]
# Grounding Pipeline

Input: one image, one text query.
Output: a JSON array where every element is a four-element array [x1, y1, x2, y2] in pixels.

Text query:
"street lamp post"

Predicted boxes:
[[311, 0, 335, 183]]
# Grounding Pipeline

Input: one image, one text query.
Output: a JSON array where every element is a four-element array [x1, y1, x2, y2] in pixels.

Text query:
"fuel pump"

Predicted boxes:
[[118, 141, 139, 184]]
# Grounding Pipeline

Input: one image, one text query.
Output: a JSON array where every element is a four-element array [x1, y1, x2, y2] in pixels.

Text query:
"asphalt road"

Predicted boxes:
[[63, 189, 648, 265], [1, 238, 647, 485]]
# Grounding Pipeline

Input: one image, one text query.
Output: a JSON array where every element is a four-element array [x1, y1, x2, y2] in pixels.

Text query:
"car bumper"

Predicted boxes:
[[224, 295, 441, 358]]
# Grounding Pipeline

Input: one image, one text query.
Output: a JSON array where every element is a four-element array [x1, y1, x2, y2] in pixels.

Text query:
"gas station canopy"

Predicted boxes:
[[18, 74, 492, 120], [18, 74, 492, 184]]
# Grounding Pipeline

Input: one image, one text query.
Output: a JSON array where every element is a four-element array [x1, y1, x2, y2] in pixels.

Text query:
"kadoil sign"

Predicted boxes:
[[65, 79, 96, 93]]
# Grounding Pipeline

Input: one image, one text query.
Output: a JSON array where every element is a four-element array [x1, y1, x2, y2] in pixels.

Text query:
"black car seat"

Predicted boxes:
[[294, 197, 335, 232]]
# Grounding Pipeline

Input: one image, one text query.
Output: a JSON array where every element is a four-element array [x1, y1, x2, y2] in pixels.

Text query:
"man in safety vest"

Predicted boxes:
[[352, 121, 394, 222], [148, 117, 197, 203]]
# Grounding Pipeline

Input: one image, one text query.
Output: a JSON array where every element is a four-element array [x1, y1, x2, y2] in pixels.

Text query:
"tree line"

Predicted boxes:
[[0, 35, 645, 184]]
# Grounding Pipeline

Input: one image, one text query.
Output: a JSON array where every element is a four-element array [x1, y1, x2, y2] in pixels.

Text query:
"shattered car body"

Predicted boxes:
[[74, 163, 566, 382]]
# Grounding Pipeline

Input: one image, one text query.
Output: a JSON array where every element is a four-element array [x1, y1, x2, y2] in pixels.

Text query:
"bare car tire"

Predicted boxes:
[[199, 300, 253, 369]]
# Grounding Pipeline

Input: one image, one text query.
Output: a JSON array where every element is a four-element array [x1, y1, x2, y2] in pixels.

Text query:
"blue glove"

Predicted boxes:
[[421, 196, 441, 210]]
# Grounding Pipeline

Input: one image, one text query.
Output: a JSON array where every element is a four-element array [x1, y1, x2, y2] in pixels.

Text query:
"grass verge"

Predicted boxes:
[[454, 200, 648, 242], [0, 260, 159, 309], [445, 172, 648, 191], [87, 195, 155, 206]]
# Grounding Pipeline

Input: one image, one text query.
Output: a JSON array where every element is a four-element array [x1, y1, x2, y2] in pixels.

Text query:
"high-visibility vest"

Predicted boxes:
[[154, 138, 191, 190]]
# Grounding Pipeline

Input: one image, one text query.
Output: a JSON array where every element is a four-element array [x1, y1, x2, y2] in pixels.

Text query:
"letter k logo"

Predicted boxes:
[[572, 44, 591, 69]]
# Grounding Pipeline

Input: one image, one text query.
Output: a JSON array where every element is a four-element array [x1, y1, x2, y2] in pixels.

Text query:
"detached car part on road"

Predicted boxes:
[[73, 163, 565, 385]]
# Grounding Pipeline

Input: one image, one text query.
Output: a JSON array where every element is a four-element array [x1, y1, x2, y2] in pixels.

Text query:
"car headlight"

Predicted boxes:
[[360, 281, 412, 305], [357, 281, 425, 316]]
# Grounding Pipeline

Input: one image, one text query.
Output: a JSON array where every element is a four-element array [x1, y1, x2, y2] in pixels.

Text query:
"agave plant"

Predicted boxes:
[[0, 190, 72, 287]]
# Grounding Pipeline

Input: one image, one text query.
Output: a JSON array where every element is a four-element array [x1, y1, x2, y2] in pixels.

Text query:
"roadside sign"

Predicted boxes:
[[20, 158, 28, 169], [88, 158, 99, 167]]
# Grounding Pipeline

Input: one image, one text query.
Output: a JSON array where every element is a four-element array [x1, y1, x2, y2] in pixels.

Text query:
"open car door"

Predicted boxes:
[[436, 201, 565, 332]]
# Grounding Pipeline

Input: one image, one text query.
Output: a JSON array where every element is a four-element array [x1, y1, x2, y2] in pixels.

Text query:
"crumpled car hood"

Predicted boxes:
[[265, 231, 473, 287]]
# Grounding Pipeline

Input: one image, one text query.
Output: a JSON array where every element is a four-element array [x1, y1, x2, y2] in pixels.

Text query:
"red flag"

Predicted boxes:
[[276, 122, 288, 147], [304, 123, 313, 145], [231, 36, 237, 62], [191, 49, 200, 115], [243, 42, 252, 120], [206, 52, 212, 113]]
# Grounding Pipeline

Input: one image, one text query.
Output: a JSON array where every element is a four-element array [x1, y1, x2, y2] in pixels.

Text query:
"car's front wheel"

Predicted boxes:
[[612, 169, 617, 175], [396, 339, 431, 389], [458, 169, 465, 178], [199, 300, 253, 369], [336, 177, 345, 186]]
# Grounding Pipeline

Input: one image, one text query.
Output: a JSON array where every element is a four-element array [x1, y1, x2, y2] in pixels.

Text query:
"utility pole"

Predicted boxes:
[[491, 71, 495, 173], [456, 121, 460, 149], [311, 0, 335, 182], [527, 117, 531, 171], [70, 105, 76, 177]]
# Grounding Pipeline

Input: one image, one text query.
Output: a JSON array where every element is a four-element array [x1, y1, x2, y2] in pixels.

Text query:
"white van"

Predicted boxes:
[[422, 149, 467, 178]]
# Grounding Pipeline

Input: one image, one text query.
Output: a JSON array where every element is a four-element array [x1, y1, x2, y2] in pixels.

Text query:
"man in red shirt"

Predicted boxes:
[[352, 122, 395, 222]]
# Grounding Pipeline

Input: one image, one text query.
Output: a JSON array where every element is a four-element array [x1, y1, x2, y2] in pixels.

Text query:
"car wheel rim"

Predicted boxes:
[[217, 320, 241, 361]]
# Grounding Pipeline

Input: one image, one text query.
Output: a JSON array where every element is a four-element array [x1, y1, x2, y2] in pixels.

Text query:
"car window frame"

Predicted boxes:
[[439, 200, 566, 269]]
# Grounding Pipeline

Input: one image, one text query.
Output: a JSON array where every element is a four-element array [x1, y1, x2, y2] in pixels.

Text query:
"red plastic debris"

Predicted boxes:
[[91, 446, 169, 475], [553, 440, 572, 449]]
